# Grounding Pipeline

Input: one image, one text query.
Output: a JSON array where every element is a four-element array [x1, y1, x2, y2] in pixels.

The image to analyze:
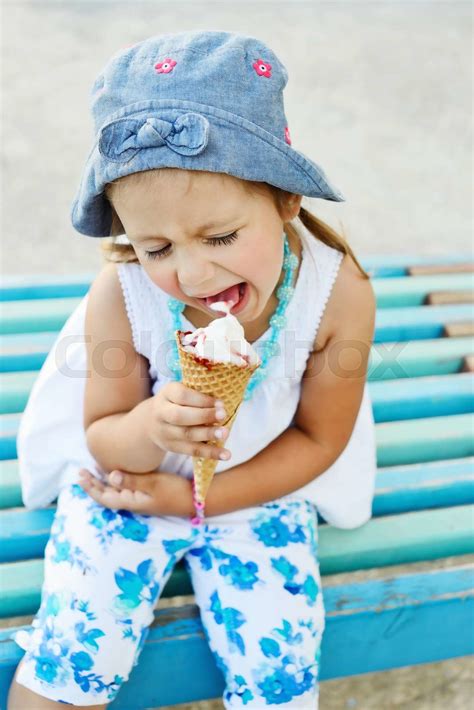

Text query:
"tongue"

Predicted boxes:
[[205, 284, 241, 306]]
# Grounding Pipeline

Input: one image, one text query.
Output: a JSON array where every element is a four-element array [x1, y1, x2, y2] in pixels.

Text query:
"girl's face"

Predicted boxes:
[[112, 170, 298, 326]]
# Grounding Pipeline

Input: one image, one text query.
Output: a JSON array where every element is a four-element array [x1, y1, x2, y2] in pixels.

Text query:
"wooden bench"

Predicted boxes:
[[0, 254, 473, 709]]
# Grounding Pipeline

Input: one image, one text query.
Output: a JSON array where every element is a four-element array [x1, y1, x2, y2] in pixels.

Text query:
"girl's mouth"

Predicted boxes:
[[198, 282, 249, 315]]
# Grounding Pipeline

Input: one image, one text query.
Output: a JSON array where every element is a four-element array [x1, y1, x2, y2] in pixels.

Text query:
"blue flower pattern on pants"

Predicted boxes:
[[112, 558, 160, 616], [209, 590, 247, 655], [189, 533, 262, 591], [66, 483, 153, 551], [47, 512, 97, 576], [13, 484, 324, 707], [15, 589, 122, 700], [249, 501, 320, 607]]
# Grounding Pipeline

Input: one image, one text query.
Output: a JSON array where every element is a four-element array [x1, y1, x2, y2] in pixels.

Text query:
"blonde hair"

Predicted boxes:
[[100, 169, 369, 279]]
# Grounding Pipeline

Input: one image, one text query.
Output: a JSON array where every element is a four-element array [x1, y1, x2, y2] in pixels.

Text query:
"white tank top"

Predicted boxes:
[[116, 223, 377, 528], [17, 223, 376, 528]]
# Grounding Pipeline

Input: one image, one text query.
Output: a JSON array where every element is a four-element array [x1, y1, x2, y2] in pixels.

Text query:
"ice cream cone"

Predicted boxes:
[[174, 329, 260, 510]]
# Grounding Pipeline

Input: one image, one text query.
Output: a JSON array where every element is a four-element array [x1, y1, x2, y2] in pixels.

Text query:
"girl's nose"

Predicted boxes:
[[177, 260, 215, 294]]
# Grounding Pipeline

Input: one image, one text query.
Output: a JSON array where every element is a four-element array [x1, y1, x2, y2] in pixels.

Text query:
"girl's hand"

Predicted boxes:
[[147, 381, 232, 462], [77, 467, 194, 517]]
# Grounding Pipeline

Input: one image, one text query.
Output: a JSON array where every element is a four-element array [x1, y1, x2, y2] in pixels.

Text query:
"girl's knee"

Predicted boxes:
[[7, 659, 109, 709], [7, 663, 107, 709]]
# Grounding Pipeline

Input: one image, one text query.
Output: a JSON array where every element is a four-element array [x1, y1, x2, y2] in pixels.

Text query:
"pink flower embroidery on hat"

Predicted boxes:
[[155, 58, 177, 74], [285, 126, 292, 145], [253, 59, 272, 78]]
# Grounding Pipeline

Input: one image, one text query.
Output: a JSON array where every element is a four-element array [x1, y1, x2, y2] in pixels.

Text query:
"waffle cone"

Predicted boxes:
[[175, 330, 260, 506]]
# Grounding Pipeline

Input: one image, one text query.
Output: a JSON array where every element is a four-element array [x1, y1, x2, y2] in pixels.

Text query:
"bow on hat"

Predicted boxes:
[[98, 112, 210, 162]]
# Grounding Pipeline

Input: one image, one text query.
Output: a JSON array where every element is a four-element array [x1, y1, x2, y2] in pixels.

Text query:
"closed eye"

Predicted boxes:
[[144, 231, 239, 260]]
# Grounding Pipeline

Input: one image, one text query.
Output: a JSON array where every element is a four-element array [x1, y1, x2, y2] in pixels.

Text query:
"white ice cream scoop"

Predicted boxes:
[[181, 300, 261, 367]]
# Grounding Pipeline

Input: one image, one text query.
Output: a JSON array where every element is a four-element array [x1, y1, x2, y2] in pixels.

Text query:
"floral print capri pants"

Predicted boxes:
[[13, 482, 326, 708]]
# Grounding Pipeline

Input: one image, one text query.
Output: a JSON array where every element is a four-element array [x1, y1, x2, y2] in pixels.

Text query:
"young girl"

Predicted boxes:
[[8, 30, 377, 709]]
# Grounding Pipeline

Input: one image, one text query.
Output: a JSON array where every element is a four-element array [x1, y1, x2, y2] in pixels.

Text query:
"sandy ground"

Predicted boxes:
[[1, 1, 473, 707]]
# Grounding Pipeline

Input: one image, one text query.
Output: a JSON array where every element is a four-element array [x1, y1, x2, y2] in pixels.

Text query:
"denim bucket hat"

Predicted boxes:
[[71, 30, 345, 238]]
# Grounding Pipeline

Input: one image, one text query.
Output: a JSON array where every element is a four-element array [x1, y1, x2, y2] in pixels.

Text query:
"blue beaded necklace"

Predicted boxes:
[[167, 232, 299, 399]]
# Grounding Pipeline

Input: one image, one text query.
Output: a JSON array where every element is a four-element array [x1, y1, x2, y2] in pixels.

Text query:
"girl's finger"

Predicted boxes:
[[167, 382, 217, 410], [164, 422, 229, 445], [81, 479, 123, 508], [101, 487, 136, 509], [160, 424, 231, 461], [78, 478, 105, 502], [80, 477, 153, 514], [166, 404, 227, 428], [183, 439, 231, 462], [106, 470, 156, 496], [105, 487, 154, 514], [107, 470, 124, 488], [80, 474, 106, 495]]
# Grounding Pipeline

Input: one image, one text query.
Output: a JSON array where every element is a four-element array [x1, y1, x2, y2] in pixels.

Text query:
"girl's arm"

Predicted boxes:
[[204, 254, 376, 516], [84, 263, 167, 474], [86, 398, 166, 474]]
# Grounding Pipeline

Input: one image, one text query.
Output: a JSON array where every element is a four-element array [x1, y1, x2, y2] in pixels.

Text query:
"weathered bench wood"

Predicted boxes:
[[444, 322, 474, 338], [0, 255, 473, 708], [426, 290, 474, 305], [408, 263, 474, 276]]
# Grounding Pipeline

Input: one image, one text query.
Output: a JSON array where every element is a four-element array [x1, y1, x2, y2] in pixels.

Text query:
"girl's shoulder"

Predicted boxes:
[[315, 251, 376, 352]]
